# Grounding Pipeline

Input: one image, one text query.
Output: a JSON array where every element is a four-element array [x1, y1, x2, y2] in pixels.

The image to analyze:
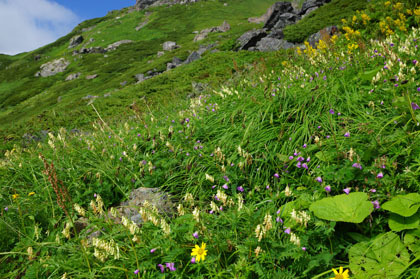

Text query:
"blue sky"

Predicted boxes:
[[55, 0, 135, 20], [0, 0, 136, 55]]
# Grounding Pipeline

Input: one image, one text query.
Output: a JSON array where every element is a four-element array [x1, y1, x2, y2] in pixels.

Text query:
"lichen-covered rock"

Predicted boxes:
[[255, 37, 295, 51], [162, 41, 179, 51], [69, 35, 84, 48], [35, 58, 70, 77], [65, 72, 81, 81], [113, 187, 175, 225], [237, 29, 267, 50], [105, 40, 133, 51]]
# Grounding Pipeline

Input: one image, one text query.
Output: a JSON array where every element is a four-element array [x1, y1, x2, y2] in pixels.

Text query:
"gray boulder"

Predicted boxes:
[[299, 0, 331, 15], [69, 35, 84, 48], [105, 40, 133, 51], [73, 47, 105, 55], [135, 73, 148, 83], [272, 12, 300, 30], [263, 2, 295, 30], [255, 37, 295, 51], [237, 29, 267, 50], [193, 21, 230, 42], [35, 58, 70, 77], [184, 51, 201, 64], [112, 187, 175, 225], [86, 74, 98, 80], [162, 41, 178, 51], [65, 72, 81, 81], [167, 56, 184, 70]]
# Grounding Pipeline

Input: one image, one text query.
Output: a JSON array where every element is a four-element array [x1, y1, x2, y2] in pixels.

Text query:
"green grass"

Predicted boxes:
[[283, 0, 368, 43], [0, 0, 279, 152], [1, 0, 420, 278]]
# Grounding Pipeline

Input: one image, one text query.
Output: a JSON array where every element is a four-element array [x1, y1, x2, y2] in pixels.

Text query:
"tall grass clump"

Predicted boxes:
[[1, 0, 420, 278]]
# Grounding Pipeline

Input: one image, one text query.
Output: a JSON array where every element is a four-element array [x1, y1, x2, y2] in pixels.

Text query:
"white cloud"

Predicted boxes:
[[0, 0, 79, 55]]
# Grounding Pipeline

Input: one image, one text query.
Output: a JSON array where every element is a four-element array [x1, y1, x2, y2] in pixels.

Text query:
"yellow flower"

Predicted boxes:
[[28, 192, 35, 197], [191, 242, 207, 262], [12, 194, 19, 199], [330, 267, 350, 279]]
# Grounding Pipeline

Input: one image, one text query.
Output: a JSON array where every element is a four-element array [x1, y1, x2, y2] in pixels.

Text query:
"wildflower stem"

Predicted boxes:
[[327, 111, 340, 164]]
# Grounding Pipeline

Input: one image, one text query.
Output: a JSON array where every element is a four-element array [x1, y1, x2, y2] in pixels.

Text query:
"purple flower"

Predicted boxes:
[[329, 109, 335, 114], [212, 185, 216, 189], [297, 156, 304, 162], [274, 173, 280, 178], [230, 163, 234, 167], [417, 87, 420, 92], [343, 188, 351, 195], [372, 200, 380, 209], [266, 185, 270, 190], [237, 186, 244, 192], [324, 186, 331, 193], [94, 193, 97, 198], [412, 102, 420, 110], [166, 263, 176, 272], [394, 84, 399, 87], [276, 209, 281, 215], [344, 132, 350, 137], [413, 60, 417, 65], [150, 248, 156, 253], [134, 269, 139, 275], [142, 160, 147, 165], [377, 172, 384, 179], [223, 175, 229, 182], [338, 112, 341, 116], [323, 76, 327, 80], [222, 184, 228, 190], [296, 162, 302, 168], [302, 163, 308, 170], [284, 228, 291, 234], [4, 207, 8, 211], [306, 157, 311, 162], [352, 163, 362, 170], [158, 264, 165, 273], [369, 189, 376, 193], [193, 232, 199, 239], [317, 125, 321, 129], [315, 177, 323, 183], [326, 135, 331, 139], [289, 156, 294, 160], [191, 257, 196, 264], [303, 144, 307, 148], [302, 247, 307, 251]]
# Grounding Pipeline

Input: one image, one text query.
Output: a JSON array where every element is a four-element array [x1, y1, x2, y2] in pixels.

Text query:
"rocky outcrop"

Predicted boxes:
[[65, 72, 81, 81], [69, 35, 84, 48], [35, 58, 70, 77], [193, 21, 230, 42], [237, 29, 267, 50], [307, 25, 338, 47], [238, 0, 331, 51], [162, 41, 179, 51], [86, 74, 98, 80], [105, 40, 133, 51], [73, 47, 105, 55], [166, 56, 183, 70], [184, 51, 201, 64]]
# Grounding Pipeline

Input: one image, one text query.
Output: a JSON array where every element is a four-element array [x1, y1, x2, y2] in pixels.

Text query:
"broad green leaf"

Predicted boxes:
[[309, 192, 373, 223], [388, 212, 420, 232], [349, 232, 410, 279], [382, 193, 420, 217], [404, 229, 420, 258]]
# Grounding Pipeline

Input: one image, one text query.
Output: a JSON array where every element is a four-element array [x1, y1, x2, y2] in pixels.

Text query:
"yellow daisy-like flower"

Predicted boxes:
[[330, 267, 350, 279], [191, 242, 207, 262], [12, 194, 19, 200], [28, 192, 35, 197]]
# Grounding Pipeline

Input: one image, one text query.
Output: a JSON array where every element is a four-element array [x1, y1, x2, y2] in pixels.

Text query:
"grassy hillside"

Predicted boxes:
[[0, 0, 280, 152], [1, 0, 420, 278]]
